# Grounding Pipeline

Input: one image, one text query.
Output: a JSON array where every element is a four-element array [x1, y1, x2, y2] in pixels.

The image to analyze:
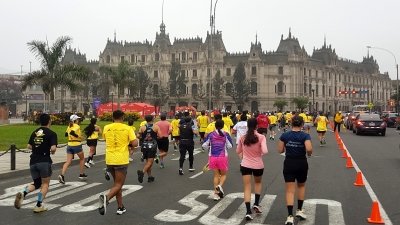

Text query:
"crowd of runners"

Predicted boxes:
[[13, 108, 336, 224]]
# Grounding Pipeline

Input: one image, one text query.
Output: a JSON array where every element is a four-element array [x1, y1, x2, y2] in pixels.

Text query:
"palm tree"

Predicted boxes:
[[21, 36, 90, 112]]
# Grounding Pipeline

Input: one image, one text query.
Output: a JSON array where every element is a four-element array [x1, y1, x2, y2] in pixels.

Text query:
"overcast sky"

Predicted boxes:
[[1, 0, 399, 80]]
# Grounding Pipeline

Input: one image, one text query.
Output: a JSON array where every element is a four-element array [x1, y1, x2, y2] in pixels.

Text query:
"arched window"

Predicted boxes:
[[192, 84, 198, 96], [309, 83, 312, 95], [225, 83, 232, 95], [304, 83, 307, 94], [250, 81, 257, 95], [155, 53, 160, 62], [153, 84, 159, 96], [106, 55, 111, 64], [277, 81, 284, 93], [251, 101, 258, 112], [179, 84, 186, 95]]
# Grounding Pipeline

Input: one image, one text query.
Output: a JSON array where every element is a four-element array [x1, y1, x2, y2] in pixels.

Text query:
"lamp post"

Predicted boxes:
[[25, 94, 30, 120], [110, 92, 114, 112], [367, 46, 399, 113], [208, 0, 219, 111], [311, 89, 315, 113]]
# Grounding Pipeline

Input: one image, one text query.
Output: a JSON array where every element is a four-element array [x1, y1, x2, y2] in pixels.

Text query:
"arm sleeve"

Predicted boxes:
[[226, 134, 233, 149], [28, 133, 35, 146]]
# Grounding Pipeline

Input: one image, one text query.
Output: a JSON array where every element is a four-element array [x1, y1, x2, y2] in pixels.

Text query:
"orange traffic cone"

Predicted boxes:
[[367, 201, 384, 224], [346, 157, 354, 168], [339, 144, 346, 151], [341, 149, 348, 158], [354, 171, 365, 186]]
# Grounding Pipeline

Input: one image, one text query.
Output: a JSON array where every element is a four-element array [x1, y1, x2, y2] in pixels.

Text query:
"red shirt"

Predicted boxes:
[[257, 114, 269, 128]]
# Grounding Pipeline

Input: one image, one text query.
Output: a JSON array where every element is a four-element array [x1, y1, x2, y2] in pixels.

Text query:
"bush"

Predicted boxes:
[[98, 112, 141, 122], [31, 112, 84, 125]]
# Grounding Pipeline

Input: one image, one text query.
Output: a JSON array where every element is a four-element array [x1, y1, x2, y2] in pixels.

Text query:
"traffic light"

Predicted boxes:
[[351, 90, 358, 94]]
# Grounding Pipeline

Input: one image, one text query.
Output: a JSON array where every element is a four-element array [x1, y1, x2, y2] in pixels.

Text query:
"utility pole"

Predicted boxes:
[[208, 0, 219, 111]]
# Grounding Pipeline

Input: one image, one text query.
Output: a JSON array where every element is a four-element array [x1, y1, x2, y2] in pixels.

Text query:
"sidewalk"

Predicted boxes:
[[0, 141, 106, 179]]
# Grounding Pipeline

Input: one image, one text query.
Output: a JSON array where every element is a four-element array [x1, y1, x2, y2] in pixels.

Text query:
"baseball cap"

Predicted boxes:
[[70, 114, 81, 121]]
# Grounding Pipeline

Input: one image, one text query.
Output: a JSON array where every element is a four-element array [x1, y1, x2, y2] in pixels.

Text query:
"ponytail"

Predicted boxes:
[[244, 118, 258, 146], [215, 119, 225, 137]]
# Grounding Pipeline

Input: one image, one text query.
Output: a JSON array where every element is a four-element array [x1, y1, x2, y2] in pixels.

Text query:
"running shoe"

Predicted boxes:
[[129, 157, 133, 162], [84, 162, 91, 168], [179, 168, 184, 175], [155, 154, 160, 164], [79, 173, 88, 180], [216, 185, 224, 199], [160, 162, 165, 169], [89, 159, 95, 165], [245, 214, 253, 221], [98, 194, 107, 215], [14, 192, 24, 209], [116, 206, 127, 215], [33, 205, 47, 213], [137, 170, 144, 183], [58, 175, 65, 184], [252, 205, 262, 214], [296, 209, 307, 220], [213, 193, 220, 201], [285, 215, 294, 225], [188, 167, 195, 172], [148, 176, 155, 183], [104, 169, 111, 181]]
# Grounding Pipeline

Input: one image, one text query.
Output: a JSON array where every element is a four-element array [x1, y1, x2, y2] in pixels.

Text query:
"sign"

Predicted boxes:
[[368, 102, 374, 109]]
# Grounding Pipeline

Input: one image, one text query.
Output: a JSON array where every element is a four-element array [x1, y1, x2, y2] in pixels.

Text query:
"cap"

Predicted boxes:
[[70, 114, 81, 121], [339, 111, 342, 113]]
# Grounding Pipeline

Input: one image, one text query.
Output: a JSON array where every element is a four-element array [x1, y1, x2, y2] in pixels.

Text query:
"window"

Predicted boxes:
[[309, 69, 311, 76], [251, 66, 257, 75], [309, 83, 312, 95], [106, 55, 111, 63], [316, 84, 319, 97], [154, 70, 158, 78], [153, 84, 159, 95], [329, 72, 331, 80], [193, 69, 197, 78], [120, 56, 125, 62], [131, 54, 135, 63], [304, 83, 307, 94], [322, 84, 325, 97], [192, 84, 198, 96], [193, 52, 198, 62], [207, 68, 211, 77], [155, 53, 160, 62], [277, 81, 284, 93], [225, 83, 232, 94], [226, 68, 231, 76], [171, 53, 176, 62], [182, 51, 186, 61], [304, 68, 306, 76], [250, 81, 257, 95], [181, 70, 185, 77], [316, 70, 318, 78], [279, 66, 284, 75], [141, 55, 145, 63]]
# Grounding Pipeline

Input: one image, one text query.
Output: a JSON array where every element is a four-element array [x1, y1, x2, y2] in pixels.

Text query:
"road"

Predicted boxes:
[[0, 127, 399, 225]]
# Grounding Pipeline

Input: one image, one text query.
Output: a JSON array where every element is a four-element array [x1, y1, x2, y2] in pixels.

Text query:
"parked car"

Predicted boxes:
[[396, 115, 400, 130], [346, 112, 359, 130], [352, 113, 386, 136], [382, 112, 399, 128]]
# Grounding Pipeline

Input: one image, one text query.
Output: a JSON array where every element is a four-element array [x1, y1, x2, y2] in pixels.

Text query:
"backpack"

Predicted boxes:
[[179, 121, 193, 140], [141, 124, 158, 152]]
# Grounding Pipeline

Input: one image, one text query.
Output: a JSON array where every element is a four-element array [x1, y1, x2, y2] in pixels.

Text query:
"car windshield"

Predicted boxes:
[[360, 114, 380, 120]]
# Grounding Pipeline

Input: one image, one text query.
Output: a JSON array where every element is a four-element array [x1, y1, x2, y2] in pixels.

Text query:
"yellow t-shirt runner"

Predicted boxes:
[[66, 124, 82, 146], [299, 113, 307, 123], [317, 115, 329, 132], [205, 122, 231, 135], [171, 118, 180, 137], [103, 122, 136, 165], [268, 115, 278, 125], [222, 116, 234, 128], [197, 115, 209, 133]]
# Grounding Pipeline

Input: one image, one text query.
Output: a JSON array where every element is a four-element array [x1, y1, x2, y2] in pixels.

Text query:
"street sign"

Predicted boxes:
[[368, 102, 374, 109]]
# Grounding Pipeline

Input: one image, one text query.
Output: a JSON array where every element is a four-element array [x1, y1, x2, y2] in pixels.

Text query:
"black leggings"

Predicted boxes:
[[334, 122, 341, 132], [179, 143, 194, 168]]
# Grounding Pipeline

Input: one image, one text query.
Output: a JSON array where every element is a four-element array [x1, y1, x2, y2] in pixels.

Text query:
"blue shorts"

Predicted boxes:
[[30, 162, 52, 179], [66, 145, 83, 154]]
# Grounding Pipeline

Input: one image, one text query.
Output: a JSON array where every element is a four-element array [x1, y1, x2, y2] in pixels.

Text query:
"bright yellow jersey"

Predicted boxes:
[[317, 116, 329, 131], [197, 115, 209, 132], [334, 113, 343, 123], [276, 112, 283, 120], [139, 120, 147, 127], [305, 115, 313, 123], [268, 115, 278, 125], [205, 121, 231, 134], [222, 116, 234, 128], [103, 122, 136, 165], [87, 125, 100, 140], [299, 113, 307, 123], [66, 124, 82, 146], [285, 113, 292, 123], [171, 119, 180, 136]]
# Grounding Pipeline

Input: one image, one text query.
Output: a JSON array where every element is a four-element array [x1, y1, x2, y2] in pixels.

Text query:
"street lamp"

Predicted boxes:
[[110, 92, 114, 112], [311, 89, 315, 113], [367, 46, 399, 113], [24, 94, 30, 120]]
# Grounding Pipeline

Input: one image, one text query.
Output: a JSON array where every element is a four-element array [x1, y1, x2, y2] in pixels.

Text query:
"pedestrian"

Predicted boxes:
[[316, 111, 329, 146], [232, 114, 248, 145], [256, 112, 269, 137], [137, 115, 160, 183], [197, 110, 210, 144], [155, 113, 172, 168], [236, 118, 268, 221], [14, 114, 58, 213], [59, 114, 87, 184], [171, 114, 181, 151], [333, 111, 344, 132], [84, 118, 102, 168], [277, 115, 313, 225], [178, 115, 199, 175], [202, 119, 233, 201], [98, 110, 138, 215], [268, 112, 278, 140], [127, 118, 137, 162]]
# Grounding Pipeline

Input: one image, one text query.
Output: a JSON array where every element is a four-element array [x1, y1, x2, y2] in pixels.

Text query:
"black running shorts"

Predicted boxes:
[[283, 158, 308, 183], [240, 165, 264, 177], [157, 137, 169, 152]]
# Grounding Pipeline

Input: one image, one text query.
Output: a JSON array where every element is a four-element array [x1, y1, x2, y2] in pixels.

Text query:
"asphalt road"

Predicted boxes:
[[0, 127, 399, 225]]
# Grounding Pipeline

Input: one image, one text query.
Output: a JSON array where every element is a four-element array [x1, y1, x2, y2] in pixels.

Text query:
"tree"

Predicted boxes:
[[169, 62, 186, 101], [152, 85, 169, 114], [0, 79, 22, 105], [228, 62, 250, 110], [21, 36, 90, 112], [273, 99, 288, 111], [135, 67, 152, 102], [292, 96, 309, 111], [212, 70, 224, 109], [193, 78, 209, 109]]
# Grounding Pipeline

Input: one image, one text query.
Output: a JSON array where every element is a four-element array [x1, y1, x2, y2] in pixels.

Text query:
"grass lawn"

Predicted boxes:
[[0, 119, 143, 151]]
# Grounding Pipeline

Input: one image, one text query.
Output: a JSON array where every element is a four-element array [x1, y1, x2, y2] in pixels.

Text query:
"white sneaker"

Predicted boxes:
[[89, 160, 95, 165], [84, 162, 91, 168], [213, 194, 220, 201], [129, 157, 133, 162], [285, 215, 294, 225], [296, 209, 307, 220]]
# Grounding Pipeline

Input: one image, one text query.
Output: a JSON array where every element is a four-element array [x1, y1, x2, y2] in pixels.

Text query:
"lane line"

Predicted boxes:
[[189, 171, 203, 179], [341, 138, 393, 225]]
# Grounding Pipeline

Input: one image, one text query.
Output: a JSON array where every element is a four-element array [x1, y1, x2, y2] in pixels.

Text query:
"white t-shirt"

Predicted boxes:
[[233, 121, 248, 144]]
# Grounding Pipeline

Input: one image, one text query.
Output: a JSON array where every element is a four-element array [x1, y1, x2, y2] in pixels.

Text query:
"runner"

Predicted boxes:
[[84, 118, 102, 168], [59, 114, 86, 184], [14, 114, 58, 213], [137, 115, 160, 183], [171, 114, 181, 151], [256, 112, 269, 137], [127, 118, 136, 162], [202, 119, 233, 201], [333, 111, 345, 133], [98, 110, 138, 215], [316, 111, 329, 146], [303, 113, 313, 134], [232, 114, 248, 145], [205, 114, 231, 137], [268, 112, 278, 140], [178, 115, 199, 175], [155, 113, 172, 168], [222, 112, 234, 132], [277, 115, 313, 225], [197, 110, 209, 144], [236, 118, 268, 221]]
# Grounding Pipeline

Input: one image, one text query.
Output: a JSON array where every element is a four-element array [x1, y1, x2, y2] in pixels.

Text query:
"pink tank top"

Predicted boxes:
[[157, 120, 171, 137]]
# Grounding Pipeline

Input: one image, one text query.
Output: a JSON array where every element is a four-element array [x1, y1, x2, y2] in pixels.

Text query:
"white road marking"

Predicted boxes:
[[189, 171, 204, 179], [342, 141, 393, 225], [171, 148, 202, 161], [301, 199, 345, 225]]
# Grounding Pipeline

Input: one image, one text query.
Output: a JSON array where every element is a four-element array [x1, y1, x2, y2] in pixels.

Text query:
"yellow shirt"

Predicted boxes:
[[305, 115, 313, 123], [317, 116, 329, 131], [103, 122, 136, 165], [66, 124, 82, 146], [197, 115, 209, 132], [87, 125, 100, 140], [139, 121, 147, 127], [205, 121, 231, 134], [299, 113, 307, 123], [268, 115, 278, 125], [222, 116, 234, 128], [171, 119, 180, 136], [276, 112, 283, 121], [285, 113, 292, 123], [334, 113, 344, 123]]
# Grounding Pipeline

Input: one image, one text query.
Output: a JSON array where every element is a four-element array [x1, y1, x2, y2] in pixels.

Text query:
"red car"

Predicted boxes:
[[352, 113, 386, 136], [382, 112, 399, 128]]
